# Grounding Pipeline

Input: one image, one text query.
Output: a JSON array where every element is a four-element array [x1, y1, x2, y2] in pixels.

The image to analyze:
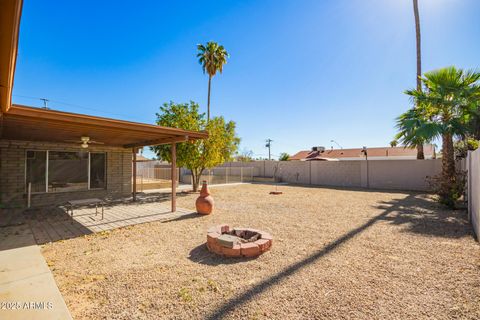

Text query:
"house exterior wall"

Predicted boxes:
[[0, 140, 132, 208]]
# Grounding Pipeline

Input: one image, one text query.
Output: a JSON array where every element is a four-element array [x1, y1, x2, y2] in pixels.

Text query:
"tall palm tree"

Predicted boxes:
[[197, 41, 229, 121], [413, 0, 425, 159], [403, 67, 480, 205]]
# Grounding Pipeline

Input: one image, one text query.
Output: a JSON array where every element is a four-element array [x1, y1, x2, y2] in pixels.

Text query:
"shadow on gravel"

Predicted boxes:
[[204, 194, 474, 320], [376, 194, 472, 239], [188, 243, 257, 266], [162, 212, 203, 223]]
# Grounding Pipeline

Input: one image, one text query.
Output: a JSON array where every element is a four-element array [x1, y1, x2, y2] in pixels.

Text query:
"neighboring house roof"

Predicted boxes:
[[303, 156, 339, 161], [290, 145, 435, 161]]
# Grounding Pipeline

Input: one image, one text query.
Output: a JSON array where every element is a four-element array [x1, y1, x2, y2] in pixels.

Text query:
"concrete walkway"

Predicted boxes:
[[0, 224, 72, 320]]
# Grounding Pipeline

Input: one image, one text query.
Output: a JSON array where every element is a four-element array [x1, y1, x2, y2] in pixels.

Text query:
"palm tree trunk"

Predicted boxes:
[[441, 133, 455, 176], [440, 132, 456, 205], [413, 0, 425, 160], [413, 0, 421, 90], [207, 75, 212, 122], [417, 144, 424, 159]]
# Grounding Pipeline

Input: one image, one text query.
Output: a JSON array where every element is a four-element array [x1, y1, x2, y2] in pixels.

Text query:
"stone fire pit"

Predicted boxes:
[[206, 224, 273, 258]]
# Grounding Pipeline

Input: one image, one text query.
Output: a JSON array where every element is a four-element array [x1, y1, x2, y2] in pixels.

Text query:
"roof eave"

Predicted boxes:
[[9, 104, 209, 142], [0, 0, 23, 114]]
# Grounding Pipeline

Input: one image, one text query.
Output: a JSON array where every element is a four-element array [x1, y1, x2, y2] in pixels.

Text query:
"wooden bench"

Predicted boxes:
[[67, 198, 104, 220]]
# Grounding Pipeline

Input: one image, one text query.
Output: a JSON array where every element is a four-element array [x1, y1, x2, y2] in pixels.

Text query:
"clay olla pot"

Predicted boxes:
[[196, 181, 214, 215]]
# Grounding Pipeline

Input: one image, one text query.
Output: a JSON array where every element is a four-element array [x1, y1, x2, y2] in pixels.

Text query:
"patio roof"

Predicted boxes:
[[0, 0, 22, 115], [1, 104, 208, 148]]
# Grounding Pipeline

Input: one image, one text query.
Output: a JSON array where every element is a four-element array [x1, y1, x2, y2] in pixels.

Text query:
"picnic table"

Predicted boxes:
[[67, 198, 104, 220]]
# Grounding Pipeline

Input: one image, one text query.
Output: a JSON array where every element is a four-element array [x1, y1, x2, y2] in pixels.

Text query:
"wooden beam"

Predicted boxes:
[[132, 148, 137, 201], [171, 143, 177, 212], [123, 135, 189, 148]]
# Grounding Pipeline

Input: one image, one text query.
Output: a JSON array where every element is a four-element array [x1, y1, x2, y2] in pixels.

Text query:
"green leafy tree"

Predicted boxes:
[[151, 101, 240, 191], [197, 41, 229, 121], [454, 138, 479, 159], [397, 66, 480, 206], [278, 152, 290, 161], [389, 140, 398, 147]]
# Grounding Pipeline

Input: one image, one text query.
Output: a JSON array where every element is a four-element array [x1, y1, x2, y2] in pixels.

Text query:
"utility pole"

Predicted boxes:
[[40, 98, 49, 109], [265, 139, 273, 160]]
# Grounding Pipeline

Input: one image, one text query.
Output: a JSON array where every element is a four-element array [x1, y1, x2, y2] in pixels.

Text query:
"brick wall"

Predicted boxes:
[[0, 140, 132, 208]]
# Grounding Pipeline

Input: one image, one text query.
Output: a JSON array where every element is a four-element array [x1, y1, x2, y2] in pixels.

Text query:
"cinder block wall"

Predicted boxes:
[[0, 140, 132, 208], [467, 150, 480, 240], [217, 159, 445, 191]]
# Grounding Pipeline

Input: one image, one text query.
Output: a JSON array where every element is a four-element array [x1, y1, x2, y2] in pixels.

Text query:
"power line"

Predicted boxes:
[[13, 94, 146, 121]]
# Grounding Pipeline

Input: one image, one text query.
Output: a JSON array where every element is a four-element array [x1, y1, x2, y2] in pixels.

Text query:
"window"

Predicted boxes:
[[25, 151, 107, 193], [26, 151, 47, 193], [48, 151, 88, 192]]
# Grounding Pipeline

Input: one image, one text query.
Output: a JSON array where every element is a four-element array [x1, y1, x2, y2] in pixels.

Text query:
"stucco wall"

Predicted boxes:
[[0, 140, 132, 208]]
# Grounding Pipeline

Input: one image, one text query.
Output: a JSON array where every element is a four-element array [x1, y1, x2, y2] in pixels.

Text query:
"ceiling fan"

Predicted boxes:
[[64, 136, 105, 148]]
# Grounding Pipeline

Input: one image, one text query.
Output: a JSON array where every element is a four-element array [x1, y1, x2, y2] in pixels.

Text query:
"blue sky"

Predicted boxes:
[[13, 0, 480, 159]]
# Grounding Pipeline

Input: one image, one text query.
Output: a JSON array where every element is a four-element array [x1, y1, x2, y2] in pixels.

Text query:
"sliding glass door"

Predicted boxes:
[[25, 150, 107, 193]]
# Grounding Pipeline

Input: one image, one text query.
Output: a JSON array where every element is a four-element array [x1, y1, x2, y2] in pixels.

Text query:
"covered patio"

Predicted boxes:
[[0, 104, 208, 210]]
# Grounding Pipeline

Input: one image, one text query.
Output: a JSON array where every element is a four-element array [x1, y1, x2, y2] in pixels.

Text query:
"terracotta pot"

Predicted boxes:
[[196, 181, 214, 215]]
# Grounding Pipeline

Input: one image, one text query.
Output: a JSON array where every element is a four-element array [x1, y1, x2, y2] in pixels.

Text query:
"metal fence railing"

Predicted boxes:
[[135, 167, 178, 191], [134, 166, 255, 191]]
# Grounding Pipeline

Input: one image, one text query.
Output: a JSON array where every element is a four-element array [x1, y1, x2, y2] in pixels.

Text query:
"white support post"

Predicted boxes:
[[87, 152, 91, 190], [27, 182, 31, 208]]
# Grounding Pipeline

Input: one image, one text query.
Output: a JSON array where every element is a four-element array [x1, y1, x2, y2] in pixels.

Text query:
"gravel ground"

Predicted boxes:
[[41, 184, 480, 320]]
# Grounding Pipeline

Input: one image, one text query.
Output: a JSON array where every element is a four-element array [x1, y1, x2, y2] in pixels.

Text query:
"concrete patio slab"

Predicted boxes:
[[24, 200, 195, 244]]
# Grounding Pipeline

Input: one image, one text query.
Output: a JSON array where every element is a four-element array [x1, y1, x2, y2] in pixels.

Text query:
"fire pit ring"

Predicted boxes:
[[206, 224, 273, 258]]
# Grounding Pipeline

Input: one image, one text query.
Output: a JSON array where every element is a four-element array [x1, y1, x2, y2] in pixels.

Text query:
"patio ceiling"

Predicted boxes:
[[0, 104, 208, 148]]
